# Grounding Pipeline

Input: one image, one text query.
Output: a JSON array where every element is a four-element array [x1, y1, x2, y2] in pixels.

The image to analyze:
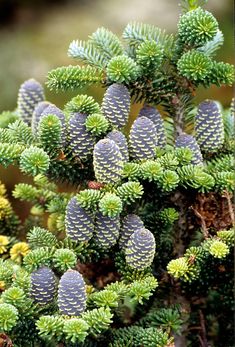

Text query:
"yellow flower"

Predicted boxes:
[[0, 280, 5, 291], [10, 242, 30, 263], [0, 181, 6, 196], [0, 235, 9, 254], [0, 196, 12, 219]]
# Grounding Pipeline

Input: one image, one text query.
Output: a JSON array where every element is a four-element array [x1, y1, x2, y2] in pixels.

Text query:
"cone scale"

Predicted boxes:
[[65, 196, 94, 242], [58, 270, 86, 316]]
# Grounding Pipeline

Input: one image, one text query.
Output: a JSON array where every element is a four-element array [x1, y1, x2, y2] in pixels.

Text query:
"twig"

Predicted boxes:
[[222, 190, 235, 227], [191, 207, 209, 239], [198, 310, 209, 347]]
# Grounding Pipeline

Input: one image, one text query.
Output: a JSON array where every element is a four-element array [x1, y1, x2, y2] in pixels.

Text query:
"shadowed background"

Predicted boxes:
[[0, 0, 233, 219]]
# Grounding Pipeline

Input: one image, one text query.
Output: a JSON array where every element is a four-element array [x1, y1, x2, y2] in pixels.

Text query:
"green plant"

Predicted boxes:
[[0, 1, 234, 346]]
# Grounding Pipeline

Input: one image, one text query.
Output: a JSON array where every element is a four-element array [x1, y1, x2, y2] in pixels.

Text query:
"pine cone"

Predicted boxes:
[[102, 83, 130, 129], [30, 266, 56, 305], [175, 133, 203, 165], [125, 228, 156, 270], [41, 104, 67, 146], [58, 270, 86, 316], [68, 113, 95, 160], [138, 105, 166, 149], [31, 101, 51, 135], [17, 79, 45, 125], [119, 214, 144, 249], [195, 100, 224, 152], [95, 212, 120, 248], [93, 139, 123, 184], [129, 116, 157, 160], [65, 196, 94, 242], [106, 130, 129, 161]]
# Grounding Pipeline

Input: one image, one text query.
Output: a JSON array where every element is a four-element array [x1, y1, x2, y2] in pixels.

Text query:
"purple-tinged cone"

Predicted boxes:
[[93, 139, 123, 184], [138, 105, 166, 149], [129, 116, 157, 160], [125, 228, 156, 270], [69, 113, 95, 160], [195, 100, 224, 152], [17, 79, 45, 125], [102, 83, 130, 129], [95, 212, 120, 248], [65, 196, 94, 242], [32, 101, 51, 135], [106, 130, 129, 162], [119, 214, 144, 249], [175, 133, 203, 165], [30, 266, 56, 305], [41, 104, 67, 146], [58, 270, 86, 316]]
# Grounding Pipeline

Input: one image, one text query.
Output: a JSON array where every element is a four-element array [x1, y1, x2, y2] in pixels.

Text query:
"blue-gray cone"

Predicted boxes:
[[31, 101, 51, 135], [138, 105, 166, 148], [106, 130, 129, 162], [119, 214, 144, 249], [68, 113, 95, 160], [102, 83, 130, 129], [129, 116, 157, 160], [58, 270, 86, 316], [93, 139, 124, 184], [175, 133, 203, 165], [95, 212, 120, 248], [125, 228, 156, 270], [41, 104, 67, 146], [30, 266, 56, 305], [195, 100, 224, 152], [17, 79, 45, 125], [65, 196, 94, 242]]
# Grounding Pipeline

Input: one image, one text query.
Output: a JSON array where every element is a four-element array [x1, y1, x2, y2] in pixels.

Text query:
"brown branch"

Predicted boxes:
[[198, 310, 209, 347], [191, 207, 209, 239], [222, 190, 235, 227]]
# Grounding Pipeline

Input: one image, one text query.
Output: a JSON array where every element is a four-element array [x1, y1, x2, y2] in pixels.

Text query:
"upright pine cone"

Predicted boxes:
[[125, 228, 156, 270], [30, 266, 56, 305], [106, 130, 129, 162], [65, 196, 94, 242], [68, 113, 95, 160], [31, 101, 51, 135], [119, 214, 144, 249], [93, 139, 123, 184], [102, 83, 130, 129], [195, 100, 224, 152], [17, 79, 45, 125], [138, 105, 166, 148], [175, 133, 203, 165], [95, 212, 120, 248], [58, 270, 86, 316], [41, 104, 67, 146], [129, 116, 157, 160]]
